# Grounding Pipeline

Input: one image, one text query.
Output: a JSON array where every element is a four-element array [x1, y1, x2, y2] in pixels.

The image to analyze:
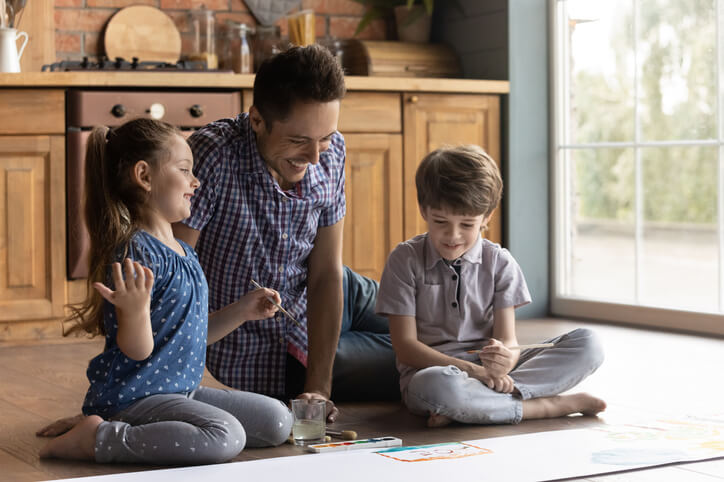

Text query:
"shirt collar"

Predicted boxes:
[[424, 233, 484, 271]]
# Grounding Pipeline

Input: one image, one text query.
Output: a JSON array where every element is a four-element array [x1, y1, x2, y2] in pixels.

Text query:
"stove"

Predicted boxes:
[[42, 56, 211, 72]]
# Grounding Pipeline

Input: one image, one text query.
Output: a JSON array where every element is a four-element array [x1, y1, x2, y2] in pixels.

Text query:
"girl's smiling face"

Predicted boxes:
[[421, 206, 491, 261], [150, 134, 200, 223]]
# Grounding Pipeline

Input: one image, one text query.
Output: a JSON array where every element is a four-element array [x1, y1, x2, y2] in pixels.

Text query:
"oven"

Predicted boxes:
[[66, 89, 241, 279]]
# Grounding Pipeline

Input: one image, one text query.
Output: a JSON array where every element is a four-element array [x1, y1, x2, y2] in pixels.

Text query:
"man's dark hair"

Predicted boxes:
[[253, 44, 346, 127]]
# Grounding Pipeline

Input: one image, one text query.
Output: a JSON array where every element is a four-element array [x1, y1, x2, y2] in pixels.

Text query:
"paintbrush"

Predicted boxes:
[[250, 279, 303, 329], [326, 428, 358, 440], [466, 342, 555, 354]]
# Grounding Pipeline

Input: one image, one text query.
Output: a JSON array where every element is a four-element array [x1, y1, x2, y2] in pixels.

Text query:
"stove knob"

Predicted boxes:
[[189, 104, 204, 118], [148, 103, 166, 120], [111, 104, 126, 118]]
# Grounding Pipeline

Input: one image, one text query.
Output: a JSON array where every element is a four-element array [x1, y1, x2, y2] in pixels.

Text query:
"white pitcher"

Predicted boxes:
[[0, 27, 29, 73]]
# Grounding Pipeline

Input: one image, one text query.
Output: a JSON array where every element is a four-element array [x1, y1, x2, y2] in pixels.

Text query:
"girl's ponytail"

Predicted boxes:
[[65, 119, 179, 335]]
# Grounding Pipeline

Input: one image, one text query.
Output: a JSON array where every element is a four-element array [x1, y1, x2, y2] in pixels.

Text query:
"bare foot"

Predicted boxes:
[[522, 393, 606, 420], [39, 415, 103, 460], [36, 414, 85, 437], [427, 413, 453, 428]]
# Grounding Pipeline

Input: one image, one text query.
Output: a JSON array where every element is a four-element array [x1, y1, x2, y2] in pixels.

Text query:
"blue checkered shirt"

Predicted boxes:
[[184, 113, 346, 397]]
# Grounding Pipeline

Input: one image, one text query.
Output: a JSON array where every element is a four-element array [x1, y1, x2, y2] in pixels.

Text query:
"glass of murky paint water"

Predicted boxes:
[[291, 399, 326, 445]]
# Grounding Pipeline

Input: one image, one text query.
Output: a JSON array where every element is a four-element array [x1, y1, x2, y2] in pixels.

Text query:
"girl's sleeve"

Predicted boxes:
[[492, 248, 532, 310]]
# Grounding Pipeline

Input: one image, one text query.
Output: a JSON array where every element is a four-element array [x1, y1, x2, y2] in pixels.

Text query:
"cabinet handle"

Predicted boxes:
[[408, 95, 419, 104]]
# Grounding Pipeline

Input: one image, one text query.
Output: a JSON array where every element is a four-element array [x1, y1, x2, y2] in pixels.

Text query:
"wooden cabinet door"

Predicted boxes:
[[0, 136, 65, 321], [343, 133, 403, 281], [402, 93, 502, 244]]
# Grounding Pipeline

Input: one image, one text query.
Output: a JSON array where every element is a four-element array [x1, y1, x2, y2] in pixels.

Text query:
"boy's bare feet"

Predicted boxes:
[[522, 393, 606, 420], [427, 413, 453, 428], [39, 415, 103, 460]]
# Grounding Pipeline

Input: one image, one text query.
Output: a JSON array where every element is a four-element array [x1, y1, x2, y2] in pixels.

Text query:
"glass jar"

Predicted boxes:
[[188, 7, 218, 69], [223, 21, 254, 73], [253, 25, 283, 72]]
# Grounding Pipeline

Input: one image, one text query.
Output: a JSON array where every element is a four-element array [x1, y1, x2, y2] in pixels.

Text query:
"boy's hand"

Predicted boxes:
[[93, 259, 153, 317], [468, 365, 515, 393], [482, 374, 516, 393], [238, 287, 280, 322], [478, 338, 515, 378]]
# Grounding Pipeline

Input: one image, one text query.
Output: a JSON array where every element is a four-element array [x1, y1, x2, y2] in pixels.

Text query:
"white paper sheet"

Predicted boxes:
[[49, 413, 724, 482]]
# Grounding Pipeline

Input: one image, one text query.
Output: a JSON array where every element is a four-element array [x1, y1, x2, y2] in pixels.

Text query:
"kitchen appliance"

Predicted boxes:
[[66, 89, 241, 279], [0, 26, 27, 72], [42, 56, 209, 72]]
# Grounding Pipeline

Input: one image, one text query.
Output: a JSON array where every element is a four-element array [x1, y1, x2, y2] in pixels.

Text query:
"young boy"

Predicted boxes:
[[375, 145, 606, 427]]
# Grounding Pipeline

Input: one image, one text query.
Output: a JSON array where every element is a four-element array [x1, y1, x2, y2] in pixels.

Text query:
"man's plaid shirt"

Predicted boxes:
[[184, 113, 346, 397]]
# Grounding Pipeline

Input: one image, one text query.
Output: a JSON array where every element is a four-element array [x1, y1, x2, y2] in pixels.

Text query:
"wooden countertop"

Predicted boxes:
[[0, 72, 508, 94]]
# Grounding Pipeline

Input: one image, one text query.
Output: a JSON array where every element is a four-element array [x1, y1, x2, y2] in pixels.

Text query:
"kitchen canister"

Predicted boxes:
[[0, 27, 28, 73]]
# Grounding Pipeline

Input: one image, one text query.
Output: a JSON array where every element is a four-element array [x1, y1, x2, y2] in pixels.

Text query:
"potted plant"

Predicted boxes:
[[351, 0, 436, 43]]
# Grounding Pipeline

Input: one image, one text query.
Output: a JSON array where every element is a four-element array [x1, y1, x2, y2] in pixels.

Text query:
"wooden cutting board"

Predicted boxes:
[[104, 6, 182, 63]]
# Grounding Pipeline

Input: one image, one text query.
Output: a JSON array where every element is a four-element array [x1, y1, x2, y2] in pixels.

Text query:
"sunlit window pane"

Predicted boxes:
[[640, 147, 718, 311], [569, 149, 636, 302], [638, 1, 716, 141], [567, 0, 634, 143]]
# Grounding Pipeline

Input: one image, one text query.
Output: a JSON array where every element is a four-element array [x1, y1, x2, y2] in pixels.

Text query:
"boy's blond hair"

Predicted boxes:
[[415, 145, 502, 218]]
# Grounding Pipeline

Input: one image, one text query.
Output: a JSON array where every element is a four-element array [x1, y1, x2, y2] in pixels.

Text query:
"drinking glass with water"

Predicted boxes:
[[291, 399, 326, 445]]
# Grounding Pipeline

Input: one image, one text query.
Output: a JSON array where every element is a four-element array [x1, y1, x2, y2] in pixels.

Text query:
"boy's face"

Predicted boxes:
[[421, 206, 492, 261]]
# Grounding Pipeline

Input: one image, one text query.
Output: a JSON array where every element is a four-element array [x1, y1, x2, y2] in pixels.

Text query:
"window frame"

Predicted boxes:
[[549, 0, 724, 336]]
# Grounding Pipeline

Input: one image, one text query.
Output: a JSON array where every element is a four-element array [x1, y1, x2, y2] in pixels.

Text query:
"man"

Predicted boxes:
[[173, 44, 399, 420]]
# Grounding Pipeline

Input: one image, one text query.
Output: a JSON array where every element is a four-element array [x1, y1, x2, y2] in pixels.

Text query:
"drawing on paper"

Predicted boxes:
[[377, 441, 493, 462]]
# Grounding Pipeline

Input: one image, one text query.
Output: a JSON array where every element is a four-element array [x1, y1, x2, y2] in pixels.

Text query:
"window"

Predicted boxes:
[[551, 0, 724, 335]]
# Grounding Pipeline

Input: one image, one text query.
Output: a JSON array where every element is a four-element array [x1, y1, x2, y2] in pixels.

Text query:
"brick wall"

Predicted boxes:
[[54, 0, 386, 61]]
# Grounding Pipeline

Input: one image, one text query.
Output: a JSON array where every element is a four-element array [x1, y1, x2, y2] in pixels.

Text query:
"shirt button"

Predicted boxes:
[[452, 274, 458, 281], [279, 337, 284, 344], [452, 301, 458, 308], [278, 266, 284, 273], [282, 233, 288, 239]]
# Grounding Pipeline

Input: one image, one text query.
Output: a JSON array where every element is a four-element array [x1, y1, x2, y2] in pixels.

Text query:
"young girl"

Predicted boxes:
[[39, 118, 292, 465]]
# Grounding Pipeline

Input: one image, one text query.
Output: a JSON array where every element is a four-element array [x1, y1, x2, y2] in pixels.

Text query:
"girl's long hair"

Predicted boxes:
[[65, 118, 180, 336]]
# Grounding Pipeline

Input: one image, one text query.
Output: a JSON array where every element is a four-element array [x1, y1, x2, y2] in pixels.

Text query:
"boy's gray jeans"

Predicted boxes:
[[404, 328, 605, 424]]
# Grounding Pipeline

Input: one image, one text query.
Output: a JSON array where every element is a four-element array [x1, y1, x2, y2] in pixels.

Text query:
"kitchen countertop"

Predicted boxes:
[[0, 72, 509, 94]]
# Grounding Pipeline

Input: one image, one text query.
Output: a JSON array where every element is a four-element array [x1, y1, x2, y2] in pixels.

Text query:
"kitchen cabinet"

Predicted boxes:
[[340, 92, 502, 281], [402, 93, 502, 244], [0, 90, 65, 337]]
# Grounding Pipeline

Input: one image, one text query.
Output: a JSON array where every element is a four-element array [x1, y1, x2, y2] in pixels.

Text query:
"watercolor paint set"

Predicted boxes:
[[305, 436, 402, 453]]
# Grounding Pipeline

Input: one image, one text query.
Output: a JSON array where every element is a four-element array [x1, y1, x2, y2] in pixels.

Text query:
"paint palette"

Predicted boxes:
[[306, 436, 402, 453]]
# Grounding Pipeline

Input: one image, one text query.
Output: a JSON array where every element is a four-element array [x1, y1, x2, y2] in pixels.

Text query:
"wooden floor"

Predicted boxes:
[[2, 318, 724, 481]]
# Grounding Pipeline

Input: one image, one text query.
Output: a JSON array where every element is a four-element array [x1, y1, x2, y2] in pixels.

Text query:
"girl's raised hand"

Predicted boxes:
[[93, 258, 154, 317]]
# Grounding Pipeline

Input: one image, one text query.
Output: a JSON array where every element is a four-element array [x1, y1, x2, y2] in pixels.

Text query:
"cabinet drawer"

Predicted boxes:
[[0, 90, 65, 134], [339, 92, 401, 133]]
